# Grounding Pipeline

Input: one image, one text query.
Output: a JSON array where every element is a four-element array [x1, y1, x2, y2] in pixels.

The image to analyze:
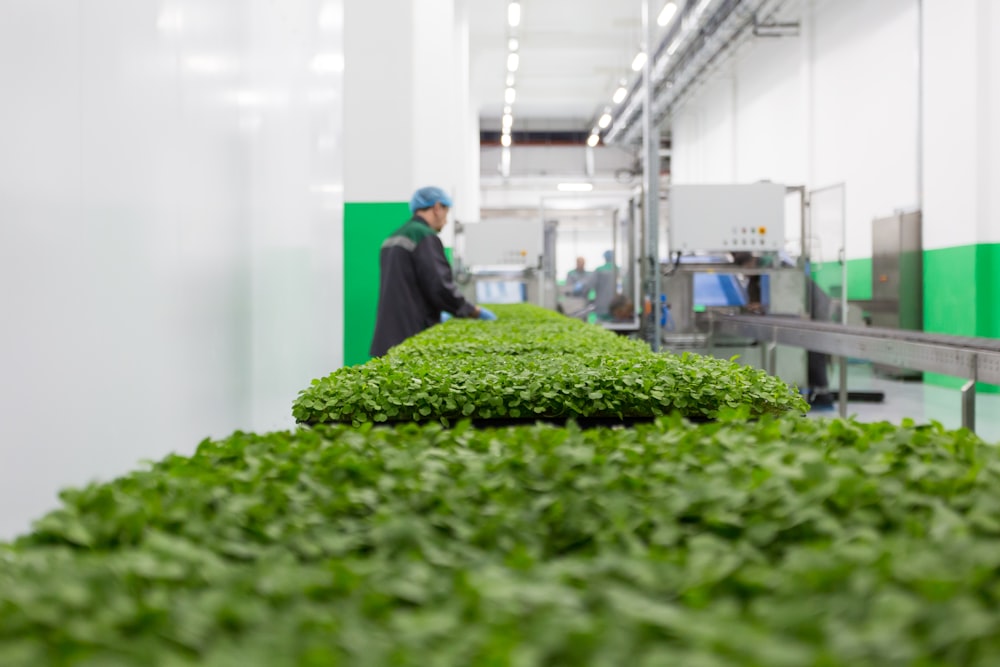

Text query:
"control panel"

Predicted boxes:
[[668, 183, 786, 252], [460, 219, 543, 268]]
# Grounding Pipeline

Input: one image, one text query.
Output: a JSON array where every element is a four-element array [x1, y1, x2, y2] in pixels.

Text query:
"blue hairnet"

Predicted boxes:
[[410, 186, 453, 213], [603, 250, 614, 262]]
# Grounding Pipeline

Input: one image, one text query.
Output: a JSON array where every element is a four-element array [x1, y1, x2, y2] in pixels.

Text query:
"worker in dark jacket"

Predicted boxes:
[[370, 186, 497, 357]]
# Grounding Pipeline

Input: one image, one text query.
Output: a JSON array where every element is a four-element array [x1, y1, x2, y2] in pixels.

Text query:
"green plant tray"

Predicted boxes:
[[298, 413, 717, 429]]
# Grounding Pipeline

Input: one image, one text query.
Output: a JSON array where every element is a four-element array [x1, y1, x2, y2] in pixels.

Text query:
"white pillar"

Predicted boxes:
[[342, 0, 475, 364]]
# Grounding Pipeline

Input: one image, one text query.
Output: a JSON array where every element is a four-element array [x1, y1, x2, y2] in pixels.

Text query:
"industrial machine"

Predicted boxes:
[[458, 182, 811, 390], [552, 205, 641, 331], [647, 183, 810, 389], [866, 210, 923, 379], [456, 203, 641, 334], [668, 182, 788, 252], [452, 218, 552, 309]]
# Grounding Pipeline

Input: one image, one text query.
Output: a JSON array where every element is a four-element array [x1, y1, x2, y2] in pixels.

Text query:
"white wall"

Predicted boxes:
[[456, 1, 482, 224], [735, 37, 805, 185], [672, 73, 739, 183], [343, 0, 412, 203], [923, 0, 1000, 249], [672, 0, 920, 261], [344, 0, 470, 248], [0, 0, 343, 539]]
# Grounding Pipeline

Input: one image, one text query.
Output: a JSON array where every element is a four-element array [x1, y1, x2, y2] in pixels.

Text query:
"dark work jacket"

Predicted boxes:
[[369, 216, 477, 357]]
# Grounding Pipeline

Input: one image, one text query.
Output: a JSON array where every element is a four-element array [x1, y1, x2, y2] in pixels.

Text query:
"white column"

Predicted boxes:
[[342, 0, 476, 365]]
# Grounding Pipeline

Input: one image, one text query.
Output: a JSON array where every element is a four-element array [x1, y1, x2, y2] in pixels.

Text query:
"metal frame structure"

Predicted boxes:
[[711, 314, 1000, 432]]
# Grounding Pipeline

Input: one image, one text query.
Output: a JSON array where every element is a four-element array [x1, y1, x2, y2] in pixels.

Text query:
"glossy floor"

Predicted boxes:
[[807, 362, 1000, 445]]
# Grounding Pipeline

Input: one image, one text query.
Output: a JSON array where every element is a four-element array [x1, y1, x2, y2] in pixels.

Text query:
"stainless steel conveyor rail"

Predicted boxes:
[[709, 314, 1000, 432]]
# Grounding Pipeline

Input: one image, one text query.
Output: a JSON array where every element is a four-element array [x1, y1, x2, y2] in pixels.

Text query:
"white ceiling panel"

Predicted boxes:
[[468, 0, 656, 132]]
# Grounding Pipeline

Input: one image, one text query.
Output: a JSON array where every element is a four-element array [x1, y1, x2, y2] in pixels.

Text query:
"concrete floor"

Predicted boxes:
[[807, 362, 1000, 445]]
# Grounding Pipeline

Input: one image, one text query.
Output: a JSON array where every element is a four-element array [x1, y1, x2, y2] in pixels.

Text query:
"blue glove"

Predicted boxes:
[[478, 306, 497, 321], [440, 311, 453, 323]]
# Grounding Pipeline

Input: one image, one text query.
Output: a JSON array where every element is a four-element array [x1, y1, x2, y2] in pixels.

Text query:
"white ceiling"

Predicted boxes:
[[468, 0, 658, 131]]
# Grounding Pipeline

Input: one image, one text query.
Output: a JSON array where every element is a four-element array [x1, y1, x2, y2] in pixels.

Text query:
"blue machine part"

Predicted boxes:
[[475, 280, 526, 304], [692, 272, 749, 308]]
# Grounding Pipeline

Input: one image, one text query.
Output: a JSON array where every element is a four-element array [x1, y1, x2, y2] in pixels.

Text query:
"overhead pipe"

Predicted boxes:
[[613, 0, 763, 144], [604, 0, 739, 143], [605, 0, 793, 146], [612, 0, 720, 136], [627, 4, 755, 145]]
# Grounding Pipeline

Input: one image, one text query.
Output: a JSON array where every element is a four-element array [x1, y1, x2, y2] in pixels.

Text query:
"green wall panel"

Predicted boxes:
[[812, 258, 872, 301], [977, 244, 1000, 341], [342, 204, 456, 367], [924, 245, 978, 337], [924, 243, 1000, 392], [343, 202, 409, 367], [812, 248, 999, 392]]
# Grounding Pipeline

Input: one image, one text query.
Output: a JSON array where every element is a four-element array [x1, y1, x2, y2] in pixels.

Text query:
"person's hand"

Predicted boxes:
[[440, 311, 453, 322], [477, 306, 498, 321]]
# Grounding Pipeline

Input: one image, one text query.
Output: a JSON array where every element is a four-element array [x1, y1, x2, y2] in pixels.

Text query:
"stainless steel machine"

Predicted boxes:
[[457, 201, 641, 333], [459, 182, 811, 390], [642, 183, 811, 389], [452, 218, 550, 309], [867, 210, 923, 379]]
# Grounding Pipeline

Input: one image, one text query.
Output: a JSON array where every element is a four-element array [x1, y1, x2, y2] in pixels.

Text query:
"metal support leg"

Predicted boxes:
[[961, 379, 976, 433], [765, 342, 777, 376], [838, 356, 848, 418]]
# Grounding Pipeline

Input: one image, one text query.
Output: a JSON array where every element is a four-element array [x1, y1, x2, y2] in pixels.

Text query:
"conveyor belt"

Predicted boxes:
[[711, 314, 1000, 431]]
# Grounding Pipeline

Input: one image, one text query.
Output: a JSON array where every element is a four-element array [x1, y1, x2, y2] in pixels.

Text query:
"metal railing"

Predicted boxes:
[[710, 314, 1000, 432]]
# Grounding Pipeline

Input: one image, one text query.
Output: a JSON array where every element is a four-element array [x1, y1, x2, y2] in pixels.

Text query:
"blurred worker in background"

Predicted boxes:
[[592, 250, 618, 319], [370, 186, 497, 358], [565, 256, 593, 296]]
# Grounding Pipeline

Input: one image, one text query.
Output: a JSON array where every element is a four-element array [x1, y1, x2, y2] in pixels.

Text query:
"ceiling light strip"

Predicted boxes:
[[501, 3, 522, 149]]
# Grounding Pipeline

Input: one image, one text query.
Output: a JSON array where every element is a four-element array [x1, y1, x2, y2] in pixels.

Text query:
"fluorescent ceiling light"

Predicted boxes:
[[503, 105, 512, 114], [658, 2, 678, 27], [586, 134, 600, 148], [507, 52, 519, 72], [667, 38, 681, 55], [613, 85, 628, 104], [504, 87, 516, 104], [598, 112, 612, 129], [558, 182, 594, 192], [631, 52, 647, 71], [502, 113, 513, 129], [508, 2, 521, 27], [501, 134, 512, 147], [506, 73, 515, 86], [508, 37, 519, 51]]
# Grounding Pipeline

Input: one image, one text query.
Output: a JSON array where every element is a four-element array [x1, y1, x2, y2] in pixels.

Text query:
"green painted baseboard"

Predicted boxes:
[[811, 258, 873, 301], [816, 246, 998, 392], [343, 202, 410, 367], [343, 203, 456, 367], [923, 243, 1000, 392]]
